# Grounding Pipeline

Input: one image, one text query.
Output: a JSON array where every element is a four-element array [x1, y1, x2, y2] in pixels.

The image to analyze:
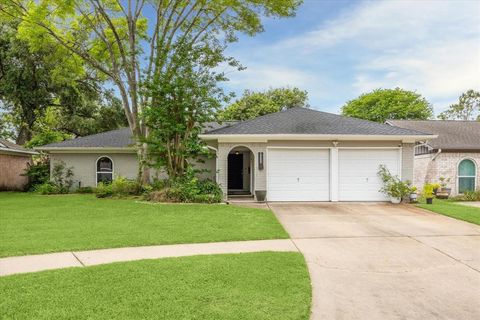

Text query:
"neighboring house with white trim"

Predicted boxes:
[[387, 120, 480, 195], [37, 108, 435, 201]]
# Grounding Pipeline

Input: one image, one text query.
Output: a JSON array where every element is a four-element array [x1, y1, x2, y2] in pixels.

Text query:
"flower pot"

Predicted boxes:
[[390, 197, 401, 204], [436, 187, 451, 199], [426, 197, 433, 204], [255, 190, 266, 202], [409, 193, 418, 203]]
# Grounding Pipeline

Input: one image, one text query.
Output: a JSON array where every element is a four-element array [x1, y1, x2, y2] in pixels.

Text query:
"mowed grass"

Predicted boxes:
[[0, 252, 311, 320], [0, 193, 288, 257], [417, 199, 480, 225]]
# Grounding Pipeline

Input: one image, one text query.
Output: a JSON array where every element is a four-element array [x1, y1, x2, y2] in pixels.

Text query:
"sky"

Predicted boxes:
[[220, 0, 480, 115]]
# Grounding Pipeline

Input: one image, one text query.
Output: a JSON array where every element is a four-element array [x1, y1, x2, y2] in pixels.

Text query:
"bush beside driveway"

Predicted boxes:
[[0, 193, 288, 258]]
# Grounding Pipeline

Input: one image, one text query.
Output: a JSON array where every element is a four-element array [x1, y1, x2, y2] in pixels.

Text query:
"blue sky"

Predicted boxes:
[[221, 0, 480, 115]]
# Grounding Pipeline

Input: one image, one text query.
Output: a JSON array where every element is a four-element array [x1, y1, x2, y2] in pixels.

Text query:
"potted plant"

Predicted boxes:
[[431, 183, 441, 195], [409, 186, 418, 203], [436, 177, 451, 199], [377, 165, 411, 204], [423, 183, 435, 204]]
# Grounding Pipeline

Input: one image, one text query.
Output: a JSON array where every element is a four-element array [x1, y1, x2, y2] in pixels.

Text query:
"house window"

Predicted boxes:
[[458, 159, 476, 193], [96, 156, 113, 184]]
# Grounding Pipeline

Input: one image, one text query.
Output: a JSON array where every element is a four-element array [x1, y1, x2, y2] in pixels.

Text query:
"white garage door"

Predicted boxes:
[[267, 149, 330, 201], [338, 149, 400, 201]]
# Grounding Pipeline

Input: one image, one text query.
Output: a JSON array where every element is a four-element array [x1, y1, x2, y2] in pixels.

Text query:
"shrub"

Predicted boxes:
[[76, 186, 94, 194], [95, 176, 141, 198], [95, 182, 113, 198], [51, 161, 75, 193], [451, 190, 480, 201], [34, 182, 60, 195], [145, 167, 223, 203], [23, 157, 50, 191], [110, 176, 142, 196]]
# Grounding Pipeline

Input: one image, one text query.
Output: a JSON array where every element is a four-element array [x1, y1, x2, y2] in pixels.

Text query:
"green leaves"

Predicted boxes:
[[341, 88, 433, 123], [218, 87, 309, 120], [438, 90, 480, 121]]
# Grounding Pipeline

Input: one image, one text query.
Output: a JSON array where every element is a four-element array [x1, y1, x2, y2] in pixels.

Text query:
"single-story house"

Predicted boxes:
[[387, 120, 480, 195], [37, 108, 435, 201], [0, 139, 37, 191]]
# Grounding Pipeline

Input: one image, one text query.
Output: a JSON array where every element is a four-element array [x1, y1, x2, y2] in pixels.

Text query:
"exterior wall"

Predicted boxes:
[[217, 143, 267, 198], [216, 140, 412, 200], [401, 143, 415, 182], [413, 151, 480, 195], [50, 153, 139, 188], [50, 152, 216, 188], [0, 153, 31, 191]]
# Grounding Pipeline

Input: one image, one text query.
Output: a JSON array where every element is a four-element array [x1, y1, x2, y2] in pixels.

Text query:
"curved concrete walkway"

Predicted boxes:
[[0, 239, 297, 277]]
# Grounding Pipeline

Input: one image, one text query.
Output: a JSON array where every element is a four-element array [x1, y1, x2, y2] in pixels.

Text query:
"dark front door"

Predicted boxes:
[[228, 153, 243, 190]]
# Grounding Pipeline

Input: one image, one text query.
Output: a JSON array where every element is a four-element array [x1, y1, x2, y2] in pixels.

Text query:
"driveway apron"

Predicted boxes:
[[269, 202, 480, 320]]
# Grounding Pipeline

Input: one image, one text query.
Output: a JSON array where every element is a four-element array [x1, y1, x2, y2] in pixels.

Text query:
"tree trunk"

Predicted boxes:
[[136, 142, 150, 185], [15, 124, 32, 146]]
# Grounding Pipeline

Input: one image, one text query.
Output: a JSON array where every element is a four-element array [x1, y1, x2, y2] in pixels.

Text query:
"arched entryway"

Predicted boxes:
[[227, 146, 254, 196]]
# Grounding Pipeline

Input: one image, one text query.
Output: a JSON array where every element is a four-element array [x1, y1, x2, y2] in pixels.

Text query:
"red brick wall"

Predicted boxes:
[[0, 153, 31, 191]]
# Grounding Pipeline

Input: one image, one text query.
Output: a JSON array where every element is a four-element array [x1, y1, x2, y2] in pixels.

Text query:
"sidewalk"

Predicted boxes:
[[0, 239, 297, 277]]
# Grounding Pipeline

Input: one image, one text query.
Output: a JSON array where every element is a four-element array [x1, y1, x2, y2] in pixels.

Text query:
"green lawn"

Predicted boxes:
[[0, 193, 288, 257], [0, 252, 311, 320], [417, 199, 480, 225]]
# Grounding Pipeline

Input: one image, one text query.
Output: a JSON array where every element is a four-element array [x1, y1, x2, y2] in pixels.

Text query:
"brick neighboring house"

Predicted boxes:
[[387, 120, 480, 195], [0, 139, 37, 191]]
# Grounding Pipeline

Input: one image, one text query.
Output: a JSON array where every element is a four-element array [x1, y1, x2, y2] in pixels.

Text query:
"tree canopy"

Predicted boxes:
[[218, 87, 309, 120], [438, 90, 480, 121], [341, 88, 433, 123], [0, 19, 127, 145], [1, 0, 301, 181]]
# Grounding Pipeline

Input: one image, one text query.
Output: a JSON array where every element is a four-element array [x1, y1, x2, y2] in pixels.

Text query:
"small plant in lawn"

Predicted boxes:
[[377, 165, 412, 204]]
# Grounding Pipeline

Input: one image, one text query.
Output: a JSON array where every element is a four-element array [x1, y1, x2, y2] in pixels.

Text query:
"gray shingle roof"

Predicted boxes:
[[40, 128, 134, 148], [0, 138, 37, 155], [38, 122, 239, 149], [205, 108, 431, 136], [387, 120, 480, 150]]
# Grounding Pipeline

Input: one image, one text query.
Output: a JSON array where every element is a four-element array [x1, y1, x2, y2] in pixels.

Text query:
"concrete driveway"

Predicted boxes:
[[269, 202, 480, 320]]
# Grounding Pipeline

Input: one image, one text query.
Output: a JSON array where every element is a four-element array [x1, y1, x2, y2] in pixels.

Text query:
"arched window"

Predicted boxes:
[[458, 159, 476, 193], [96, 156, 113, 184]]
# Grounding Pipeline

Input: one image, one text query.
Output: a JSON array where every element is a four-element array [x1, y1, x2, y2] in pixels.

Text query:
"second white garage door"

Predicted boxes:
[[338, 149, 400, 201], [267, 149, 330, 201]]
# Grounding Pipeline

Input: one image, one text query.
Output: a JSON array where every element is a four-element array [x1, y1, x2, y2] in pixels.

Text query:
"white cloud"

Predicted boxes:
[[224, 0, 480, 113]]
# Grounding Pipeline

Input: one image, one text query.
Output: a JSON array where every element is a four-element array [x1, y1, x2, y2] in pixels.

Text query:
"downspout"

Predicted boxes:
[[432, 148, 442, 161]]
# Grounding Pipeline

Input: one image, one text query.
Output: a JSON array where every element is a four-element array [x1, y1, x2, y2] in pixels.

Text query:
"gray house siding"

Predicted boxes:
[[50, 152, 216, 188]]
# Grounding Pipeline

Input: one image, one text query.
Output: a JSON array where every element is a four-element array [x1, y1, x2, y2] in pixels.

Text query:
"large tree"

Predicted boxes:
[[0, 19, 126, 144], [341, 88, 433, 123], [218, 87, 309, 120], [438, 90, 480, 121], [1, 0, 301, 182]]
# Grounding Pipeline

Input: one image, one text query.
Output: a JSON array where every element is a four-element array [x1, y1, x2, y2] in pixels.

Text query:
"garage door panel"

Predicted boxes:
[[267, 149, 330, 201], [339, 149, 400, 201]]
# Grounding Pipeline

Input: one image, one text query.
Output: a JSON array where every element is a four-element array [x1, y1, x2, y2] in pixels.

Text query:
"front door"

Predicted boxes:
[[228, 153, 243, 190]]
